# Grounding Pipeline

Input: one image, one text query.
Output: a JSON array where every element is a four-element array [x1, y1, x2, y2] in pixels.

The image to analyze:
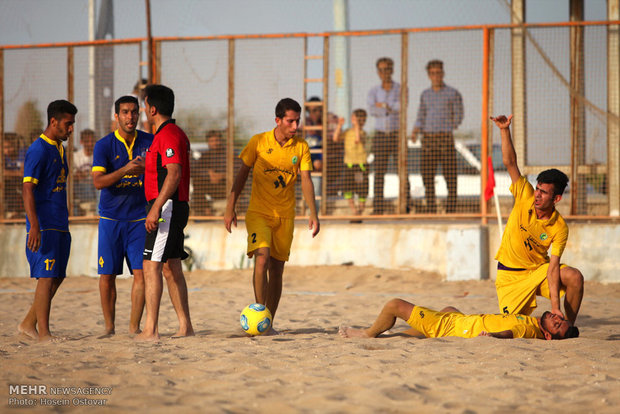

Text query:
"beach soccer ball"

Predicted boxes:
[[240, 303, 272, 336]]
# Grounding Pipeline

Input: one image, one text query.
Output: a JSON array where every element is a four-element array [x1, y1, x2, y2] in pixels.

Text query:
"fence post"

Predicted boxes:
[[0, 49, 4, 220], [608, 2, 620, 216], [481, 28, 490, 224], [398, 31, 409, 214], [227, 38, 235, 201], [67, 46, 75, 217]]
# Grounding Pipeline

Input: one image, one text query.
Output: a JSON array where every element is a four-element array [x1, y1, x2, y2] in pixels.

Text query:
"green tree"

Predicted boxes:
[[15, 100, 43, 143]]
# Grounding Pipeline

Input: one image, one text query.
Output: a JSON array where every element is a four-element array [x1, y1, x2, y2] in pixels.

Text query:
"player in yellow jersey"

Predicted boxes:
[[224, 98, 320, 333], [490, 115, 584, 324], [339, 298, 579, 340]]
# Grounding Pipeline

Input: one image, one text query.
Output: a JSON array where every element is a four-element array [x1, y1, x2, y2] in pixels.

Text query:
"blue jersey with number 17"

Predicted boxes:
[[22, 134, 69, 232], [92, 130, 153, 220]]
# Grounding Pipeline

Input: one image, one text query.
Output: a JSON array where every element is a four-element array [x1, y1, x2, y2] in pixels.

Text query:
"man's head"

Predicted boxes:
[[426, 59, 445, 88], [540, 311, 579, 340], [352, 108, 367, 128], [144, 84, 175, 119], [376, 57, 394, 83], [3, 133, 21, 156], [114, 95, 140, 135], [80, 129, 96, 155], [307, 96, 323, 124], [46, 100, 77, 142], [205, 129, 223, 149], [535, 169, 569, 210], [275, 98, 301, 140], [133, 78, 148, 97]]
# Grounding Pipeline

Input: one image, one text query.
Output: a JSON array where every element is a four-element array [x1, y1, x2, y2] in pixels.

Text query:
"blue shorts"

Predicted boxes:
[[26, 230, 71, 279], [98, 218, 146, 275]]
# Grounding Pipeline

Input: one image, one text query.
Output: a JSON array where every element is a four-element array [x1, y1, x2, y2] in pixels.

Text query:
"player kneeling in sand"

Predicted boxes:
[[339, 298, 579, 340]]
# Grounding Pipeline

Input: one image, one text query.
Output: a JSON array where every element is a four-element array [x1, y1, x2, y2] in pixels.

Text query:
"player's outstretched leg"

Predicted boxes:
[[339, 298, 415, 338]]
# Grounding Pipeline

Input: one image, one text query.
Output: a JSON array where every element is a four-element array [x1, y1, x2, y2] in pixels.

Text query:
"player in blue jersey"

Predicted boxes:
[[18, 100, 77, 342], [92, 95, 153, 335]]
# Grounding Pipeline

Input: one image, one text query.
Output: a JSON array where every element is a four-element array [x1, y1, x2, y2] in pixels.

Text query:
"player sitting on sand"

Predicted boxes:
[[339, 298, 579, 340]]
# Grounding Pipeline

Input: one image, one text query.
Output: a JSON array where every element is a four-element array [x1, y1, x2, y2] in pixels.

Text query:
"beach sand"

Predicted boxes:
[[1, 265, 619, 413]]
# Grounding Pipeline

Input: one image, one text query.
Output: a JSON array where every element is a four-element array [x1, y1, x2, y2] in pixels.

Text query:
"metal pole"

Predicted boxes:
[[570, 0, 586, 215], [609, 0, 620, 216], [0, 49, 5, 220], [398, 31, 408, 214], [227, 39, 235, 204], [481, 27, 490, 224], [145, 0, 153, 83], [511, 0, 527, 181], [67, 46, 75, 217]]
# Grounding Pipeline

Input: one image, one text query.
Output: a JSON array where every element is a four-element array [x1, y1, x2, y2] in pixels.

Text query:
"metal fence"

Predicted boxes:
[[1, 21, 618, 222]]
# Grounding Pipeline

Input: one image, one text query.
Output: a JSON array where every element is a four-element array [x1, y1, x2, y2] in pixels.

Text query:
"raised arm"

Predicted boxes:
[[491, 114, 521, 184]]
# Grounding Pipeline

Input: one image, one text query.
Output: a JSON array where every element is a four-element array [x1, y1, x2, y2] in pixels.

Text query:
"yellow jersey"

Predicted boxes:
[[495, 176, 568, 269], [240, 129, 312, 218], [453, 313, 544, 339]]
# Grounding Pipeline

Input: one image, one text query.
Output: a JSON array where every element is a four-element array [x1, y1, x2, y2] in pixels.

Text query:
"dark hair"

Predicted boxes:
[[205, 129, 223, 139], [537, 168, 569, 196], [353, 108, 367, 118], [565, 326, 579, 339], [144, 84, 175, 117], [275, 98, 301, 119], [47, 100, 77, 125], [426, 59, 444, 72], [376, 57, 393, 68], [114, 95, 140, 115], [80, 129, 95, 141]]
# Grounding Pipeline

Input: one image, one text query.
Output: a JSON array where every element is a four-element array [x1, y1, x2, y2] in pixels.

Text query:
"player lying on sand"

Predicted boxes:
[[339, 298, 579, 340]]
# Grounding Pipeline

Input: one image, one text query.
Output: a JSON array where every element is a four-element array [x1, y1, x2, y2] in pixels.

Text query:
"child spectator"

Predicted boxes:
[[334, 109, 369, 216]]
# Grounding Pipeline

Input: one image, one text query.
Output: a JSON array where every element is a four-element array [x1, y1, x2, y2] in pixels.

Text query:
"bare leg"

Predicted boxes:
[[22, 277, 64, 341], [560, 266, 584, 324], [163, 259, 194, 337], [339, 298, 415, 338], [266, 258, 285, 321], [99, 274, 117, 335], [252, 248, 270, 307], [135, 260, 163, 341], [347, 198, 357, 215], [129, 269, 145, 334]]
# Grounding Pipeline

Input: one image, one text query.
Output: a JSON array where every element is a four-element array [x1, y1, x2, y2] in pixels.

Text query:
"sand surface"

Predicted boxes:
[[1, 266, 619, 413]]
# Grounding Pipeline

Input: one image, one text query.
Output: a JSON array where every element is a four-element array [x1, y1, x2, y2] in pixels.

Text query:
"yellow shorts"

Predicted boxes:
[[406, 306, 463, 338], [245, 210, 294, 262], [495, 263, 567, 316]]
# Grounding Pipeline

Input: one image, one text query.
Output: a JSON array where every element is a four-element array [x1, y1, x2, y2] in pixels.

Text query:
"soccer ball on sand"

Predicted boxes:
[[240, 303, 272, 336]]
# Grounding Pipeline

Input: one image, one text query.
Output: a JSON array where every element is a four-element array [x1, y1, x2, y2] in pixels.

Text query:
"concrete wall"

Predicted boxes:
[[1, 221, 617, 283]]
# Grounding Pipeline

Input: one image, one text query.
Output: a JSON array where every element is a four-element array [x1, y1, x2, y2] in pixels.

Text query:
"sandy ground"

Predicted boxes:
[[1, 265, 619, 413]]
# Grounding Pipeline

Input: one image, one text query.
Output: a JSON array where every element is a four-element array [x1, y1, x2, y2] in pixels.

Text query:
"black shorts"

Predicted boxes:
[[143, 199, 189, 262]]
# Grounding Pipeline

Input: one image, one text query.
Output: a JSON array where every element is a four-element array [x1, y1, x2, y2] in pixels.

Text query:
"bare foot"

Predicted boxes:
[[171, 328, 195, 338], [39, 335, 67, 343], [129, 327, 142, 335], [263, 327, 279, 336], [134, 331, 160, 342], [17, 323, 38, 340], [338, 326, 371, 338]]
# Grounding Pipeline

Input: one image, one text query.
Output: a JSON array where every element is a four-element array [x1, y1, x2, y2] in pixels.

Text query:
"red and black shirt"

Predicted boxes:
[[144, 119, 191, 202]]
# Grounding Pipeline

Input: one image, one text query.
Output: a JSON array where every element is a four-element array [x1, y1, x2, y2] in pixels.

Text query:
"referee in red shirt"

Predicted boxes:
[[136, 84, 194, 341]]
